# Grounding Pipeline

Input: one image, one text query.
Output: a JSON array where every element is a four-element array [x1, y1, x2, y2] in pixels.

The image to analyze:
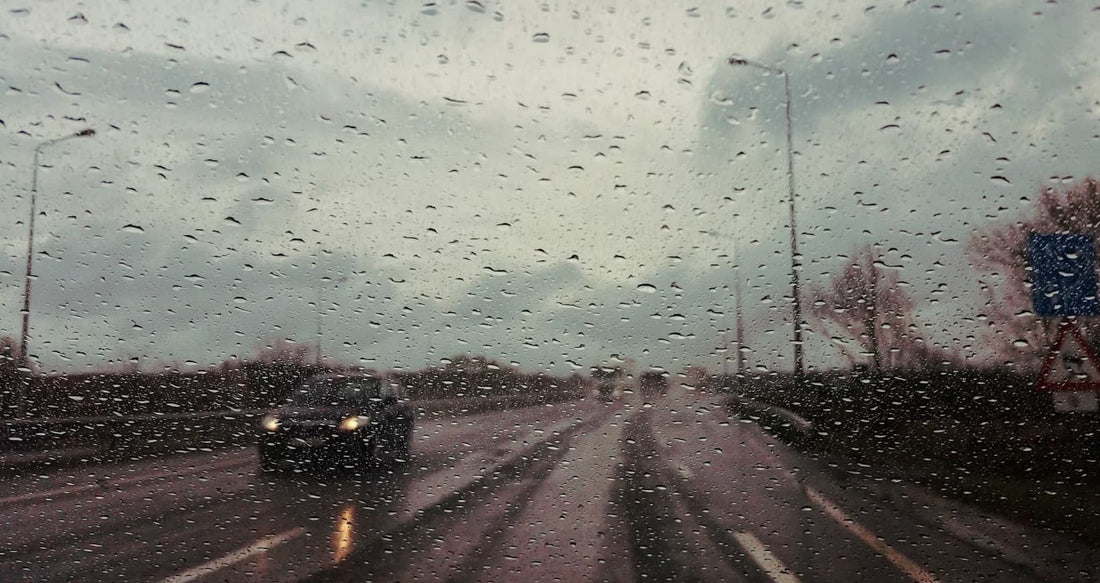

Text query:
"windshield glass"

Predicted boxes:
[[3, 2, 1098, 582], [290, 377, 381, 408]]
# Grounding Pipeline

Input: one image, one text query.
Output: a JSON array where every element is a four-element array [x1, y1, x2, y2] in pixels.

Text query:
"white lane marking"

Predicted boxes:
[[0, 453, 252, 507], [158, 527, 306, 583], [732, 531, 801, 583], [805, 486, 940, 583]]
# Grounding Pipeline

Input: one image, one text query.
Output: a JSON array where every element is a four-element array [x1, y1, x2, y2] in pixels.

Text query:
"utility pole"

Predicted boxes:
[[735, 270, 746, 377]]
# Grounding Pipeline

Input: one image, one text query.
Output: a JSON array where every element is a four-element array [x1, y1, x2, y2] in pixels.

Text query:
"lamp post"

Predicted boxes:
[[17, 128, 95, 415], [702, 230, 746, 380], [728, 56, 804, 378], [315, 274, 348, 367]]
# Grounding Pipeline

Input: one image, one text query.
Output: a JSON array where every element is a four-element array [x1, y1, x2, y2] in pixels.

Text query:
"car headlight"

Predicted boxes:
[[339, 415, 370, 432], [261, 415, 280, 432]]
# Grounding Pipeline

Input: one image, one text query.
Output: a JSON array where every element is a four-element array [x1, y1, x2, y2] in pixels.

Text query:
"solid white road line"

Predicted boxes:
[[732, 531, 802, 583], [0, 453, 253, 507], [158, 527, 306, 583], [805, 486, 941, 583]]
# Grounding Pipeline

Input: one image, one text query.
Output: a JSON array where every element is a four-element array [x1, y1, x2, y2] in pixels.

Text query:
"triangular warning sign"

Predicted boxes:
[[1036, 320, 1100, 391]]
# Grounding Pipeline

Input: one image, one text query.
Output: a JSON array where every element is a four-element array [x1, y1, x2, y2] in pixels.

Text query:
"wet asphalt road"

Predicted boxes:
[[0, 389, 1094, 582]]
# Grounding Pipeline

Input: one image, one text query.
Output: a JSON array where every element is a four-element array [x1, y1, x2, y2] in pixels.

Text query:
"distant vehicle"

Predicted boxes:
[[639, 370, 669, 397], [591, 365, 628, 401], [258, 372, 414, 473]]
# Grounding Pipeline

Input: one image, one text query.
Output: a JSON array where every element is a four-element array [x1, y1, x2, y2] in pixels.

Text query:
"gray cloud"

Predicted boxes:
[[2, 1, 1097, 374]]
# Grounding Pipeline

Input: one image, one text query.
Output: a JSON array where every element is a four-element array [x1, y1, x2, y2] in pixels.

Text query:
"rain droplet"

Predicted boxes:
[[637, 284, 657, 293], [225, 216, 241, 225], [121, 224, 144, 233], [990, 176, 1011, 185], [465, 0, 485, 13], [1013, 339, 1029, 347], [189, 82, 210, 94], [531, 32, 550, 43], [635, 90, 651, 100]]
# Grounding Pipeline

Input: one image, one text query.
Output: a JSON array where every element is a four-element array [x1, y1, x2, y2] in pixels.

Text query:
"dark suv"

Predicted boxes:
[[258, 372, 414, 473]]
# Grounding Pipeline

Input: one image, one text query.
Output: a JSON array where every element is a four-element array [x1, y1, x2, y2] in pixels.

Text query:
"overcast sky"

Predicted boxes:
[[1, 0, 1098, 375]]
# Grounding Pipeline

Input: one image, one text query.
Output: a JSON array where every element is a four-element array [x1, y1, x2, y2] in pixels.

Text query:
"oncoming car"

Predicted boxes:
[[258, 372, 414, 473]]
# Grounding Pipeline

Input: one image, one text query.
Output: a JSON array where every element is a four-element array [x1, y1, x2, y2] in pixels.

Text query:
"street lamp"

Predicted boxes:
[[20, 128, 96, 368], [703, 230, 746, 380], [728, 56, 804, 378], [315, 274, 348, 367]]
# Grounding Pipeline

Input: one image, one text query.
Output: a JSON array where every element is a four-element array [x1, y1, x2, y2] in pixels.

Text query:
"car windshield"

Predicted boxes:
[[3, 2, 1099, 582], [290, 377, 381, 408]]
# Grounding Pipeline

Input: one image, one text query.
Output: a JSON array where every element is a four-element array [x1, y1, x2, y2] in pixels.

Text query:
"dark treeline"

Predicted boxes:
[[0, 344, 587, 419], [391, 354, 587, 401], [1, 363, 323, 419]]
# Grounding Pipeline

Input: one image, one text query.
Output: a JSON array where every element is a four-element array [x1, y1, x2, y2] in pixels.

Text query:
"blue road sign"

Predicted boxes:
[[1028, 233, 1100, 317]]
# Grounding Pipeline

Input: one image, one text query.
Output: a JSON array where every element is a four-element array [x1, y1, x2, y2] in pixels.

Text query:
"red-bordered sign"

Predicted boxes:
[[1036, 319, 1100, 392]]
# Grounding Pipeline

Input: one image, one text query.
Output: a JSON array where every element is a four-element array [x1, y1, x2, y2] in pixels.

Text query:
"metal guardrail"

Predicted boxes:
[[728, 396, 813, 433]]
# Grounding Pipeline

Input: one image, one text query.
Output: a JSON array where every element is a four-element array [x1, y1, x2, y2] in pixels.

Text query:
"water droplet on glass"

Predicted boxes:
[[189, 82, 210, 94], [531, 32, 550, 43], [636, 284, 657, 293], [121, 224, 144, 233]]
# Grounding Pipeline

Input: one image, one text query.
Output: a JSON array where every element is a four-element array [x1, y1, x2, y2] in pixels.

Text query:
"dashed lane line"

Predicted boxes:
[[732, 531, 802, 583], [158, 527, 306, 583]]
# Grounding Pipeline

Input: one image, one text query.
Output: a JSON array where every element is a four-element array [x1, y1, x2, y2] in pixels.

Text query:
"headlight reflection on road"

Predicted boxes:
[[333, 504, 355, 564]]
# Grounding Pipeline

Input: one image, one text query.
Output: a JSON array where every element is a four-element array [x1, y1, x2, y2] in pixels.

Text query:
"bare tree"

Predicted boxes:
[[969, 177, 1100, 369], [808, 243, 943, 371], [252, 338, 314, 365]]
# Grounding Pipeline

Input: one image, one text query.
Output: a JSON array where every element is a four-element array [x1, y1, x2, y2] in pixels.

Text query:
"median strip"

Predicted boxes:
[[0, 450, 252, 508], [805, 486, 940, 583]]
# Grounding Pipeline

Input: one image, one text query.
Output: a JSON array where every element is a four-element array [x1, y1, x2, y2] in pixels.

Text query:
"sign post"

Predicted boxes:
[[1028, 233, 1100, 411]]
